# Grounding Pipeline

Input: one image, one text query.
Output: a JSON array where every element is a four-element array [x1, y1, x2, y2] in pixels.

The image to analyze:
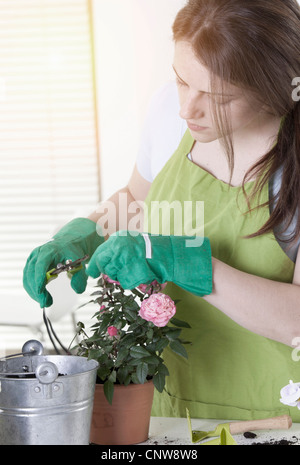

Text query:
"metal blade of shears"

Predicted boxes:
[[46, 254, 89, 284]]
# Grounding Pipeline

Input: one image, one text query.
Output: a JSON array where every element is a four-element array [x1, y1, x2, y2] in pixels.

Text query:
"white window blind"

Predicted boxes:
[[0, 0, 100, 352]]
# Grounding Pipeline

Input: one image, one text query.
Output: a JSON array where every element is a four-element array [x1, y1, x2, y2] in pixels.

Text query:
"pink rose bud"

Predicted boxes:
[[138, 280, 168, 294], [102, 274, 120, 285], [138, 283, 150, 293], [138, 293, 176, 327], [99, 305, 106, 313], [107, 326, 118, 337]]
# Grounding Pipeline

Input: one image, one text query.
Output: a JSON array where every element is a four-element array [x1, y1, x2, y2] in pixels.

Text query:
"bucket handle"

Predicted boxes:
[[35, 362, 59, 384]]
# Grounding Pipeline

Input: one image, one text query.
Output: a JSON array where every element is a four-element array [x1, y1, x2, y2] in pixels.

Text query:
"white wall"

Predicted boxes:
[[92, 0, 186, 199], [0, 0, 186, 353]]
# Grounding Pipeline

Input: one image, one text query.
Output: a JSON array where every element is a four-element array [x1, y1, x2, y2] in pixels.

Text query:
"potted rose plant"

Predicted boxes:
[[73, 273, 190, 445]]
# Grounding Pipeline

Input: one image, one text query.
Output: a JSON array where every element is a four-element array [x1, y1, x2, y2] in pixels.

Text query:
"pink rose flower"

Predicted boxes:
[[99, 305, 106, 313], [139, 293, 176, 327], [102, 274, 120, 285], [107, 326, 118, 337]]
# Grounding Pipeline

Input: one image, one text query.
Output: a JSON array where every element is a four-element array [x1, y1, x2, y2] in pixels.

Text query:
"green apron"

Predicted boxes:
[[144, 129, 300, 421]]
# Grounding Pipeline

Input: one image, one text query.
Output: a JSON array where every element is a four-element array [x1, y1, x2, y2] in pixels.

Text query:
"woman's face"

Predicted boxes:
[[173, 41, 270, 143]]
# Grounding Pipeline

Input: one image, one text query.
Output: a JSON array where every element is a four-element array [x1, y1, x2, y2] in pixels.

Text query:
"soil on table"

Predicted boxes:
[[243, 432, 300, 445]]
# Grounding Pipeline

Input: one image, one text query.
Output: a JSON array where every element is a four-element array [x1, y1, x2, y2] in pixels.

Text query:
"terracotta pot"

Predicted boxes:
[[90, 380, 154, 445]]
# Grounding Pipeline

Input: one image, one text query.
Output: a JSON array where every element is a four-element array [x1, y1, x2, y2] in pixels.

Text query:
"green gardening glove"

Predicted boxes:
[[23, 218, 104, 308], [87, 231, 212, 297]]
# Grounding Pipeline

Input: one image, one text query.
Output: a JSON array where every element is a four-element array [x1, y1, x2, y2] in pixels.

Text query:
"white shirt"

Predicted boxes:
[[136, 81, 187, 183]]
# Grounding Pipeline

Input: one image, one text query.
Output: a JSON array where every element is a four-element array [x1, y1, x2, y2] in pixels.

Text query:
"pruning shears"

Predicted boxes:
[[46, 255, 89, 284]]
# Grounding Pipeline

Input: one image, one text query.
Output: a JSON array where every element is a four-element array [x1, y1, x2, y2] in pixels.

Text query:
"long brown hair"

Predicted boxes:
[[172, 0, 300, 244]]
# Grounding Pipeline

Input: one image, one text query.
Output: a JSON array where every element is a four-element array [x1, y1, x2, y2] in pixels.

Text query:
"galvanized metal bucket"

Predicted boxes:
[[0, 340, 98, 445]]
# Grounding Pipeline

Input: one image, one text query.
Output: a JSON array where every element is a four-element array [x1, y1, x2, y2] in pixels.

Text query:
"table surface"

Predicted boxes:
[[142, 416, 300, 445]]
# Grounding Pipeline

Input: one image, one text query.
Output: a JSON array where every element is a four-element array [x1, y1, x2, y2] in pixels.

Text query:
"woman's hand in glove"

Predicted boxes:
[[23, 218, 104, 308], [87, 231, 213, 297]]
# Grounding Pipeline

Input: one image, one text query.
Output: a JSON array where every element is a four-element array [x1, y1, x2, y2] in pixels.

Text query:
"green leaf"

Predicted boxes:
[[121, 334, 136, 348], [170, 317, 191, 328], [85, 333, 103, 343], [123, 309, 137, 322], [97, 365, 111, 380], [90, 290, 104, 296], [141, 355, 161, 365], [130, 346, 151, 358], [124, 300, 140, 311], [169, 340, 188, 359], [130, 288, 145, 299], [117, 366, 129, 384], [98, 353, 111, 364], [87, 348, 103, 360], [131, 372, 140, 384], [136, 362, 148, 384], [103, 380, 114, 404], [153, 373, 165, 392], [127, 358, 142, 366], [115, 347, 129, 366], [146, 328, 154, 340], [77, 300, 94, 309], [165, 328, 182, 340], [99, 313, 112, 332], [155, 338, 169, 353], [127, 322, 142, 332], [124, 374, 132, 386], [147, 365, 157, 377], [157, 363, 169, 376], [108, 370, 117, 383]]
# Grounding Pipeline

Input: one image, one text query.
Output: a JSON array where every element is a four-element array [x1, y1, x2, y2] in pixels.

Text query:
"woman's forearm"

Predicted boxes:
[[203, 257, 300, 347]]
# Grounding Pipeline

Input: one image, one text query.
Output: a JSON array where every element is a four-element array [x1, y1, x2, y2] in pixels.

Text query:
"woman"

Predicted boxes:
[[24, 0, 300, 421]]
